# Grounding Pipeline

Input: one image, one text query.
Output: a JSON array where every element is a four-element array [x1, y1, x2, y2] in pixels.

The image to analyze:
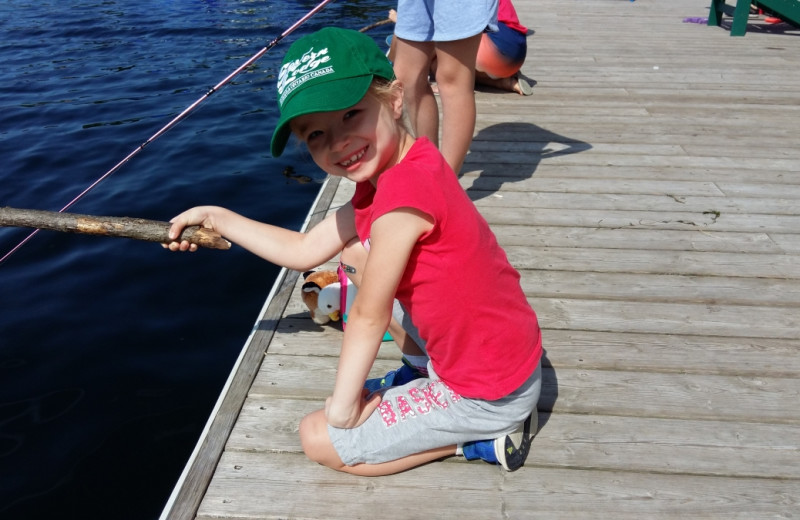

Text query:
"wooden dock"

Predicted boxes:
[[162, 1, 800, 518]]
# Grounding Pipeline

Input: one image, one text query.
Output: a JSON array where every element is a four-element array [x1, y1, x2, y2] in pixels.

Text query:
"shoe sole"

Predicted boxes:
[[494, 409, 538, 471], [518, 79, 533, 96]]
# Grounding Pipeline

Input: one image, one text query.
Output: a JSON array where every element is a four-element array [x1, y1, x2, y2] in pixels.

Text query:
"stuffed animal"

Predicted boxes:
[[300, 269, 392, 341], [300, 269, 356, 325]]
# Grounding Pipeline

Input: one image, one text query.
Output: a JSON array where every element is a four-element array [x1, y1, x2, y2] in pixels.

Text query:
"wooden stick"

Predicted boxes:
[[0, 207, 231, 250], [359, 18, 392, 32]]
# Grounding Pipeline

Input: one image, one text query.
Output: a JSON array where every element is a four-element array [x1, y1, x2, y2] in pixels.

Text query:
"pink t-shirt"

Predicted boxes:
[[500, 0, 527, 34], [352, 138, 541, 400]]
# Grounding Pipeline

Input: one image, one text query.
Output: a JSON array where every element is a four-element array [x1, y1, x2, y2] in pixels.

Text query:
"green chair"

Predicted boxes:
[[708, 0, 800, 36]]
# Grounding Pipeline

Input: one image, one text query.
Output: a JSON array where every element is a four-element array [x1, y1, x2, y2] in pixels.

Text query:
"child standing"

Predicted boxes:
[[388, 0, 533, 97], [166, 27, 542, 476], [391, 0, 498, 174]]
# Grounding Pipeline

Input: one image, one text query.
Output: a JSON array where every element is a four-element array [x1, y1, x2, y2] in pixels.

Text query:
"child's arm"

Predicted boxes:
[[325, 207, 433, 428], [166, 203, 358, 272]]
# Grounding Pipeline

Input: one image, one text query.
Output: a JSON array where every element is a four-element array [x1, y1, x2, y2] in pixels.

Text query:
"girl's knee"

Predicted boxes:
[[299, 411, 324, 461], [299, 410, 344, 469]]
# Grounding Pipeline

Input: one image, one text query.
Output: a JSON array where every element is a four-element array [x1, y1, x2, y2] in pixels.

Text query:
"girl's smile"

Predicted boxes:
[[339, 146, 367, 168]]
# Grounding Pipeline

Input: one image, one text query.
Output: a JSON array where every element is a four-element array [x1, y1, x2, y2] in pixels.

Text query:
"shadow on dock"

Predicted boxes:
[[462, 122, 591, 200]]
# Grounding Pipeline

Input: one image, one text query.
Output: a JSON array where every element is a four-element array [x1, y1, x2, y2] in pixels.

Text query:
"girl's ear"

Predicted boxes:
[[390, 79, 404, 119]]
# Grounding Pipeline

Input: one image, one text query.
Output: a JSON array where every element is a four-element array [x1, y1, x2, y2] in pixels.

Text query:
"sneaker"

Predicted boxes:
[[462, 409, 538, 471], [495, 411, 537, 471], [363, 360, 426, 393]]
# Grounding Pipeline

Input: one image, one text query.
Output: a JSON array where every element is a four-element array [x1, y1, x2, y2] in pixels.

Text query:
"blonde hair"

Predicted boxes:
[[367, 78, 414, 136]]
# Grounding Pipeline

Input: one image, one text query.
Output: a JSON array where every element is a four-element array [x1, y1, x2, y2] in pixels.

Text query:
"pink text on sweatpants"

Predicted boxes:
[[378, 379, 462, 428]]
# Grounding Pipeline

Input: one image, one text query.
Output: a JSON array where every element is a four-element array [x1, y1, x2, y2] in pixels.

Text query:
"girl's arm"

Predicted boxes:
[[325, 207, 433, 428], [166, 203, 358, 272]]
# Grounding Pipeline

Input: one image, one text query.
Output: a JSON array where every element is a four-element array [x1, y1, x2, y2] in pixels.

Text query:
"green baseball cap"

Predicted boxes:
[[270, 27, 395, 157]]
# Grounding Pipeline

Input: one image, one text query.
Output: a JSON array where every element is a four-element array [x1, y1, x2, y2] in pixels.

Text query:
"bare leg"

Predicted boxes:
[[387, 9, 398, 63], [392, 37, 438, 146], [432, 35, 481, 174], [300, 409, 456, 476]]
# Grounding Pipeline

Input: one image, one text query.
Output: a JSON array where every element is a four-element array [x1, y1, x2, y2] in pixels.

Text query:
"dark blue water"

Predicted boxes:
[[0, 1, 392, 518]]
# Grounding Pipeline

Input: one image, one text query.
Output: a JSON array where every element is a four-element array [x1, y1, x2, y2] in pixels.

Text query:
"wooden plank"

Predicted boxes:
[[266, 321, 401, 362], [471, 191, 800, 213], [461, 165, 800, 185], [465, 149, 800, 171], [470, 123, 800, 144], [470, 179, 728, 198], [470, 140, 800, 162], [541, 368, 799, 425], [770, 232, 800, 252], [504, 246, 800, 279], [532, 298, 800, 339], [540, 329, 800, 378], [198, 451, 799, 520], [519, 270, 800, 307], [475, 207, 800, 234], [491, 225, 784, 254]]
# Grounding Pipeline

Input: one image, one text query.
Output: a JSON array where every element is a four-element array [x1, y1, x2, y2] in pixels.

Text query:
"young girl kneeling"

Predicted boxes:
[[167, 27, 542, 476]]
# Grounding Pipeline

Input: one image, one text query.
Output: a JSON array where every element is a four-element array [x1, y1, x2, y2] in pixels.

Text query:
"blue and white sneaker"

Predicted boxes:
[[364, 359, 427, 393], [462, 410, 537, 471]]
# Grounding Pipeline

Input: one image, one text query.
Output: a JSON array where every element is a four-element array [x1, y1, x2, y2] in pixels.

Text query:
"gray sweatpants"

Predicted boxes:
[[328, 360, 542, 466]]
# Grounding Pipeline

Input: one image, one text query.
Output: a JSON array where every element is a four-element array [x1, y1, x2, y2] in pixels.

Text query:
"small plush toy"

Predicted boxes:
[[300, 269, 356, 325], [300, 269, 391, 340]]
